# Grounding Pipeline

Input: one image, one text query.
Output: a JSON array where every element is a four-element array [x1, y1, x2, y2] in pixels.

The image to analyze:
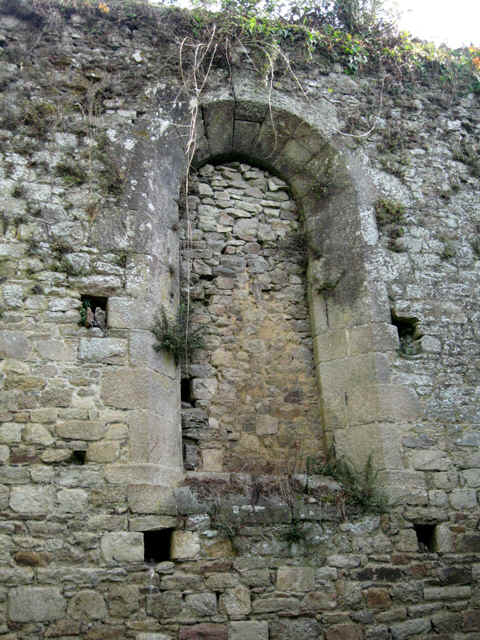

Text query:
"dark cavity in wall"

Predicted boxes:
[[414, 523, 436, 552], [70, 450, 86, 465], [181, 377, 194, 405], [80, 295, 108, 330], [391, 310, 422, 356], [144, 529, 174, 563]]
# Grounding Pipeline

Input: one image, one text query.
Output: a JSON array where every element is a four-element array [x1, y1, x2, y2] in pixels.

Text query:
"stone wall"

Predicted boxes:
[[0, 1, 480, 638], [182, 162, 322, 473]]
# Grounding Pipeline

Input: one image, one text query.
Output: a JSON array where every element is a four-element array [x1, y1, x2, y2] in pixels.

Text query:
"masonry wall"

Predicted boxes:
[[182, 162, 322, 473], [0, 2, 480, 638]]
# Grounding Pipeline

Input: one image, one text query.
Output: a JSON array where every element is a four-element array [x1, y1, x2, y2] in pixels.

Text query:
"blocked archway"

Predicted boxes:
[[188, 81, 419, 479], [100, 74, 421, 495], [181, 161, 322, 473]]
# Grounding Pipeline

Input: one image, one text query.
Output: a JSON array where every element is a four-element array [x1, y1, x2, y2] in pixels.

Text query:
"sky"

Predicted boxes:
[[148, 0, 479, 48], [388, 0, 479, 47]]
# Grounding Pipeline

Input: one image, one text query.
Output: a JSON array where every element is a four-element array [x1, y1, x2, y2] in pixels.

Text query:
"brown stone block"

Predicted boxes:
[[366, 588, 391, 610], [325, 624, 363, 640], [301, 590, 337, 612], [203, 538, 234, 559], [179, 624, 227, 640], [45, 619, 82, 637], [14, 551, 50, 567], [464, 610, 480, 632], [84, 625, 125, 640]]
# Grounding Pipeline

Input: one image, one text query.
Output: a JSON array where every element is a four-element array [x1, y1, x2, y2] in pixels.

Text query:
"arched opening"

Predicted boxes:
[[104, 81, 421, 498]]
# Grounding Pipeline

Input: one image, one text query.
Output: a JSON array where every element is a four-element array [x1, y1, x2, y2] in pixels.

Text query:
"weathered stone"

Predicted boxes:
[[56, 421, 106, 441], [68, 590, 107, 621], [0, 423, 23, 444], [366, 588, 391, 609], [462, 468, 480, 487], [56, 488, 89, 513], [0, 484, 9, 509], [252, 597, 300, 614], [184, 592, 217, 616], [256, 415, 279, 436], [127, 484, 177, 515], [24, 424, 54, 446], [325, 624, 363, 640], [327, 555, 362, 568], [229, 621, 268, 640], [458, 534, 480, 552], [424, 585, 471, 601], [179, 624, 227, 640], [449, 488, 477, 509], [301, 590, 337, 612], [14, 551, 49, 567], [270, 617, 321, 640], [390, 618, 431, 639], [10, 486, 55, 515], [78, 337, 127, 364], [431, 612, 463, 634], [411, 449, 449, 471], [277, 566, 315, 592], [87, 440, 120, 463], [129, 516, 177, 531], [171, 531, 200, 560], [219, 584, 251, 618], [147, 591, 183, 618], [8, 587, 66, 622], [0, 332, 31, 359], [101, 532, 144, 563]]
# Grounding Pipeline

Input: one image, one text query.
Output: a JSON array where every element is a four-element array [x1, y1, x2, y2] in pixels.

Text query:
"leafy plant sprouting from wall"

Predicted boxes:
[[307, 447, 387, 516], [152, 299, 205, 365]]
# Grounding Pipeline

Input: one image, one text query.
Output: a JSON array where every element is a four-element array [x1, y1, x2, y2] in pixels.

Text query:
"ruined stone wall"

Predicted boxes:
[[0, 2, 479, 638]]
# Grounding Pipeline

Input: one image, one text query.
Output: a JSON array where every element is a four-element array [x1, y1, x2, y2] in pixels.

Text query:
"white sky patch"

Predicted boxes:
[[388, 0, 480, 47], [147, 0, 480, 48]]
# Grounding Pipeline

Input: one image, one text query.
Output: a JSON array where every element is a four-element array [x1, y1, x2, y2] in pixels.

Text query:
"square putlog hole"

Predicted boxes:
[[414, 524, 436, 552], [80, 295, 108, 330], [144, 529, 174, 563], [70, 450, 86, 465]]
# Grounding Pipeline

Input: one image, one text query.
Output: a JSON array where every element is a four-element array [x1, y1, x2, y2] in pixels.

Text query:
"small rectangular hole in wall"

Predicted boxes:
[[391, 310, 423, 356], [144, 529, 174, 563], [181, 377, 193, 405], [414, 524, 436, 552], [80, 295, 108, 330], [70, 450, 86, 465]]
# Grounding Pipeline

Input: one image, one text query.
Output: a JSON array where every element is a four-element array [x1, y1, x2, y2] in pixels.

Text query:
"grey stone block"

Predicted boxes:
[[8, 586, 66, 622]]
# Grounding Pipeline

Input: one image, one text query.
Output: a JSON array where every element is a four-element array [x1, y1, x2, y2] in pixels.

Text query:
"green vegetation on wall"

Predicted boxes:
[[4, 0, 478, 93]]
